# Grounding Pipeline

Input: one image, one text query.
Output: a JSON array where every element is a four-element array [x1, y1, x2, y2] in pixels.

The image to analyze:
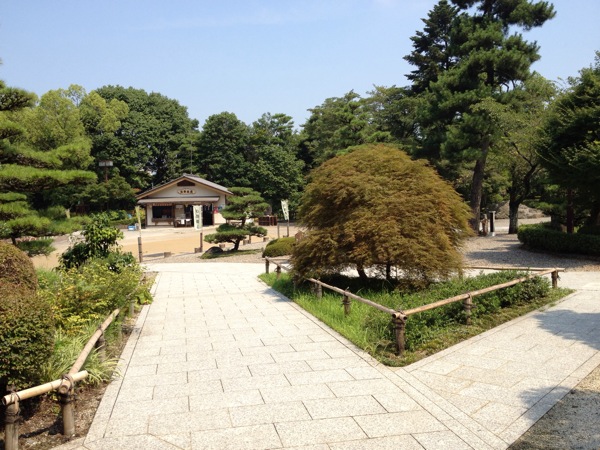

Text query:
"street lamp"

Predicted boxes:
[[98, 160, 113, 182]]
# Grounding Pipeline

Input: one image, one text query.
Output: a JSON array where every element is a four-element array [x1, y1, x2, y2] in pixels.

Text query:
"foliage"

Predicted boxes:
[[538, 54, 600, 227], [40, 257, 145, 333], [0, 82, 96, 244], [262, 270, 563, 366], [205, 223, 267, 252], [0, 245, 54, 394], [205, 187, 269, 251], [40, 326, 119, 386], [518, 223, 600, 256], [195, 112, 251, 187], [221, 187, 269, 225], [292, 144, 472, 286], [91, 85, 199, 189], [0, 241, 38, 290], [408, 0, 555, 229], [60, 213, 123, 268], [262, 237, 296, 258], [16, 237, 55, 257]]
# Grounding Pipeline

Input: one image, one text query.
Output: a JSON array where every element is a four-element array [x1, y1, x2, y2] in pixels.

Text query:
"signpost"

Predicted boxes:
[[193, 205, 203, 252], [135, 206, 143, 262], [281, 200, 290, 237]]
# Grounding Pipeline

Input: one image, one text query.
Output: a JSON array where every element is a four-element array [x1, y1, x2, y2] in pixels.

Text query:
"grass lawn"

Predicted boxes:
[[260, 271, 572, 366]]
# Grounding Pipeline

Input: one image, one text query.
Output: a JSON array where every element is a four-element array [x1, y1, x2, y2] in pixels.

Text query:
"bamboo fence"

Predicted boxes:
[[2, 308, 121, 450], [264, 258, 563, 356]]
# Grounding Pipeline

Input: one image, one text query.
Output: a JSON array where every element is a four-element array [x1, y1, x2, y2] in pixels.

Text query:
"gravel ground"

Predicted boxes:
[[145, 228, 600, 448]]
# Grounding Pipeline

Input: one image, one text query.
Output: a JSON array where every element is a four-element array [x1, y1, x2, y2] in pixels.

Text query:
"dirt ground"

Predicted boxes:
[[31, 223, 300, 270]]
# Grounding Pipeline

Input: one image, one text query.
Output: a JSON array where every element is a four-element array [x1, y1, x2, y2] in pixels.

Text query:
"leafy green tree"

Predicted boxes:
[[474, 74, 556, 233], [0, 82, 95, 246], [195, 112, 252, 187], [90, 86, 199, 189], [539, 54, 600, 230], [292, 144, 472, 286], [204, 187, 268, 251], [249, 113, 305, 207], [408, 0, 555, 230], [299, 91, 372, 168]]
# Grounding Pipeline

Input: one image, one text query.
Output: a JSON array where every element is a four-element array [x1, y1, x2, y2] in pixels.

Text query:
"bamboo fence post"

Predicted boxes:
[[276, 265, 281, 280], [4, 395, 20, 450], [392, 312, 407, 356], [342, 292, 351, 316], [463, 294, 473, 325], [265, 259, 270, 274], [552, 269, 558, 289], [317, 282, 322, 300], [59, 376, 76, 437]]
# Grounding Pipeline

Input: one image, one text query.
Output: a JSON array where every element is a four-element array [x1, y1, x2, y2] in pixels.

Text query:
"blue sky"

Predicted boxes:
[[1, 0, 598, 129]]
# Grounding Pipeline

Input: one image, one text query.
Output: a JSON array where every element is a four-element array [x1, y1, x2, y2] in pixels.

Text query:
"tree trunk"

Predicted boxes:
[[587, 200, 600, 226], [386, 262, 392, 281], [233, 239, 241, 251], [566, 188, 575, 234], [357, 266, 368, 281], [508, 197, 520, 234], [469, 142, 489, 232]]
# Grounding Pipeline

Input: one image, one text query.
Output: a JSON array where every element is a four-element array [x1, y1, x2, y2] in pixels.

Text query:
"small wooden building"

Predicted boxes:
[[136, 174, 232, 227]]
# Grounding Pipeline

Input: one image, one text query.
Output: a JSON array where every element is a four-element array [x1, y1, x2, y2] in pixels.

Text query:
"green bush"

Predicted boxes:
[[262, 237, 296, 258], [0, 241, 38, 290], [42, 257, 146, 333], [0, 285, 55, 393], [518, 223, 600, 256], [578, 225, 600, 236], [60, 213, 124, 269]]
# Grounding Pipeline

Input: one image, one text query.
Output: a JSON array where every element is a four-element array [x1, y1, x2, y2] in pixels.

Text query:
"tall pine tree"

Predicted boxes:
[[407, 0, 555, 230]]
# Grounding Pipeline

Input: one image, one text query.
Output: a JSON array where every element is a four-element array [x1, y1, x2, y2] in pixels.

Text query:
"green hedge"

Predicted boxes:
[[0, 244, 55, 394], [518, 224, 600, 256], [262, 237, 296, 258]]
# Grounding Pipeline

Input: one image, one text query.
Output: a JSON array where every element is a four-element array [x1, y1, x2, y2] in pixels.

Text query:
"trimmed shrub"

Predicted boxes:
[[0, 284, 54, 394], [16, 237, 55, 257], [0, 241, 37, 291], [262, 237, 296, 258], [518, 223, 600, 256]]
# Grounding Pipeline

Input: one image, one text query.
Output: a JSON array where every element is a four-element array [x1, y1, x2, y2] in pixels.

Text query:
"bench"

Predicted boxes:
[[152, 218, 173, 226]]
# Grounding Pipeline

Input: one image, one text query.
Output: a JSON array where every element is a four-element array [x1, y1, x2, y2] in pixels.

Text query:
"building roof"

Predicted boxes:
[[136, 174, 233, 200]]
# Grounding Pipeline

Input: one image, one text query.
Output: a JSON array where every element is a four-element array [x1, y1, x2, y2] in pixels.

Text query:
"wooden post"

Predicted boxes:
[[276, 265, 281, 280], [137, 236, 143, 262], [59, 375, 76, 437], [463, 294, 473, 325], [552, 270, 558, 289], [317, 283, 322, 300], [342, 293, 351, 315], [4, 395, 20, 450], [265, 259, 270, 274], [392, 313, 407, 356]]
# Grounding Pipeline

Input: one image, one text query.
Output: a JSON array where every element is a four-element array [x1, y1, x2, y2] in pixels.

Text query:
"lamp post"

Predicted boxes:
[[98, 160, 113, 182]]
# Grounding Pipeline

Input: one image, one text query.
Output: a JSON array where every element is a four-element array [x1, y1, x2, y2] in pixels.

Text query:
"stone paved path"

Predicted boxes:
[[59, 263, 600, 449]]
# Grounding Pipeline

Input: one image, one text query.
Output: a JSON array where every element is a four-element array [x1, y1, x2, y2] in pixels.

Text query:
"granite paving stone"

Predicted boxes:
[[69, 263, 600, 450]]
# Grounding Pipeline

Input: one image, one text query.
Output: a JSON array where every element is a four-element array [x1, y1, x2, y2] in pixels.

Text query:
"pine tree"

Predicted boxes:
[[407, 0, 555, 230]]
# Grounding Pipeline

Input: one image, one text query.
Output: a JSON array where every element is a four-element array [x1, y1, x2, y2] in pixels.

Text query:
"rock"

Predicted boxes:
[[490, 202, 546, 220]]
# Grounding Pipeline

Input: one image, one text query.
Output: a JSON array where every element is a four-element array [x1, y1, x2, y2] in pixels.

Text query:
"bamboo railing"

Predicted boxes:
[[264, 258, 563, 356], [2, 308, 121, 450]]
